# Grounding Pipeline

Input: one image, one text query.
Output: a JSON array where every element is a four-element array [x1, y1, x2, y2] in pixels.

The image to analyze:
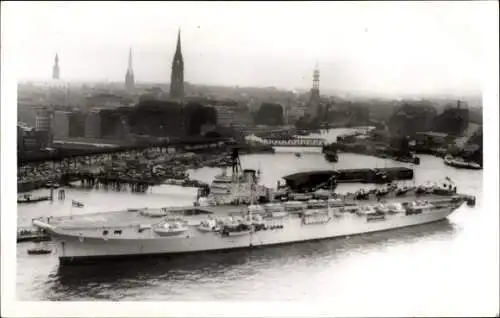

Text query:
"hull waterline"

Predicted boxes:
[[36, 204, 460, 265]]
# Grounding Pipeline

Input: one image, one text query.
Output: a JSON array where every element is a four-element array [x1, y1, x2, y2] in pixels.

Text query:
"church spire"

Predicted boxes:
[[127, 47, 133, 72], [125, 47, 135, 92], [52, 53, 60, 80], [176, 28, 182, 55], [170, 28, 184, 100]]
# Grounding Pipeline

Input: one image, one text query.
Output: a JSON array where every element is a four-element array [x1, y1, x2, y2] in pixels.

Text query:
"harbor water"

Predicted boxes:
[[15, 129, 497, 315]]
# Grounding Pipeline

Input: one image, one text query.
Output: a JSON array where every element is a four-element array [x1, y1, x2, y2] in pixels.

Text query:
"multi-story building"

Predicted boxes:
[[18, 122, 51, 153], [84, 93, 132, 112], [53, 111, 71, 139], [85, 110, 102, 139], [35, 107, 53, 147], [212, 104, 253, 132], [69, 111, 87, 137], [35, 107, 52, 131]]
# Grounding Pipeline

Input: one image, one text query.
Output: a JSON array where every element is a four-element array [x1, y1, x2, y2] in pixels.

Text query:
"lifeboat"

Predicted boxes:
[[221, 223, 251, 237], [385, 203, 405, 214], [374, 204, 389, 214], [154, 221, 189, 237], [198, 219, 220, 232], [405, 201, 434, 215], [302, 209, 330, 224]]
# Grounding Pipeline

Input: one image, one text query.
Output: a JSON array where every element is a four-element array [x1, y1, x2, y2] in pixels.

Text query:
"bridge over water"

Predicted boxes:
[[259, 137, 327, 147]]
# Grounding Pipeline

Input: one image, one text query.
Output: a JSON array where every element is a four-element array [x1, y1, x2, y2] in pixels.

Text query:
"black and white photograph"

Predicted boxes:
[[1, 1, 498, 317]]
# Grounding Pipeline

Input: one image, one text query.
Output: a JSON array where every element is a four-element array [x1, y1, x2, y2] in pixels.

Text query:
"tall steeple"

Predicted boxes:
[[306, 62, 321, 120], [311, 62, 320, 102], [125, 47, 135, 92], [170, 28, 184, 100], [52, 53, 60, 80]]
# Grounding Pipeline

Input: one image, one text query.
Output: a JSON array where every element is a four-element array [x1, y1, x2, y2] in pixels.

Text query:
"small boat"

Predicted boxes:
[[197, 219, 220, 232], [323, 149, 339, 163], [44, 181, 60, 189], [374, 204, 389, 214], [405, 201, 434, 215], [385, 203, 406, 214], [71, 200, 85, 208], [154, 220, 189, 236], [295, 152, 302, 158], [27, 244, 52, 255], [221, 223, 251, 237], [17, 194, 51, 204], [140, 209, 168, 218], [395, 186, 409, 196], [444, 155, 482, 170]]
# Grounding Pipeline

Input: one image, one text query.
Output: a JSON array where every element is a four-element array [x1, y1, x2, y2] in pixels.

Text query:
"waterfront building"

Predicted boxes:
[[170, 29, 185, 100], [213, 104, 253, 131], [35, 107, 52, 131], [18, 122, 50, 152]]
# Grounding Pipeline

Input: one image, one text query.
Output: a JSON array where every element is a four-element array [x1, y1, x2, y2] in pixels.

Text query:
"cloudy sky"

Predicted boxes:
[[2, 1, 493, 96]]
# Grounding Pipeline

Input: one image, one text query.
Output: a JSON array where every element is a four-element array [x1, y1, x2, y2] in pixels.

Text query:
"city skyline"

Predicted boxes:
[[3, 1, 490, 97]]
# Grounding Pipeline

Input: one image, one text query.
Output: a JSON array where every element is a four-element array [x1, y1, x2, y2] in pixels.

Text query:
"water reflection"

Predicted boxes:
[[47, 220, 456, 300]]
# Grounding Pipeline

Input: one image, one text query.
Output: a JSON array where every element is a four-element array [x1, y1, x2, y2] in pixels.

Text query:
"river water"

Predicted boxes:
[[15, 129, 498, 315]]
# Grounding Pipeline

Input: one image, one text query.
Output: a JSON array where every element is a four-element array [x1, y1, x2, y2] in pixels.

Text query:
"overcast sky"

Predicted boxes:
[[2, 1, 492, 97]]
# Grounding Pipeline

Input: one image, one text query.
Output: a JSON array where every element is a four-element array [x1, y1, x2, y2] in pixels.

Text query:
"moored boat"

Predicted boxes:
[[444, 155, 482, 170]]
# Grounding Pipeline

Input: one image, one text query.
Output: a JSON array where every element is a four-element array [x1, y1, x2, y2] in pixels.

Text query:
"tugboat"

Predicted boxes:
[[44, 180, 60, 189], [322, 145, 339, 163], [27, 243, 52, 255], [444, 155, 482, 170]]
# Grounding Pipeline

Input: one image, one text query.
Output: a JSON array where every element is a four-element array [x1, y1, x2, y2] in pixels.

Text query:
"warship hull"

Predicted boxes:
[[35, 204, 461, 265]]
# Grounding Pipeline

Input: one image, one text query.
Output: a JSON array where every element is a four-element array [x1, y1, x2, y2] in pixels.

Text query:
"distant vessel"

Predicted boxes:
[[444, 155, 482, 170], [17, 194, 51, 204], [295, 152, 302, 158], [322, 145, 338, 163], [27, 243, 52, 255], [33, 174, 472, 265]]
